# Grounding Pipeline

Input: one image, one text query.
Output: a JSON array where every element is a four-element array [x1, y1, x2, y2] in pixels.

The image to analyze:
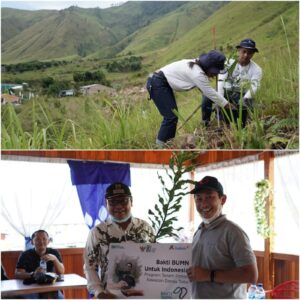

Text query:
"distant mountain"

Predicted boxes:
[[1, 1, 298, 64], [1, 8, 56, 43], [1, 2, 189, 63]]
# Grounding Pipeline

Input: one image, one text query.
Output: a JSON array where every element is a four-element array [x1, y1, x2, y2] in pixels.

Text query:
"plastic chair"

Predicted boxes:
[[265, 280, 299, 299]]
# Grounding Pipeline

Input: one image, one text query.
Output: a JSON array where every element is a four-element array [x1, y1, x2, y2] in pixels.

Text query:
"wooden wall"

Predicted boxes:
[[2, 248, 298, 299], [255, 251, 299, 298], [2, 150, 263, 166]]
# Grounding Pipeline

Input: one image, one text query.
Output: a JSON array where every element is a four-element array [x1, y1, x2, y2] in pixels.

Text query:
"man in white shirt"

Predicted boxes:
[[84, 182, 155, 299], [202, 39, 262, 127], [146, 50, 233, 147]]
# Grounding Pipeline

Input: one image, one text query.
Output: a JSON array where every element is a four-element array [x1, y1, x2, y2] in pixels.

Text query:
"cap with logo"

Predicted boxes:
[[105, 182, 131, 199], [190, 176, 224, 195], [236, 38, 259, 53]]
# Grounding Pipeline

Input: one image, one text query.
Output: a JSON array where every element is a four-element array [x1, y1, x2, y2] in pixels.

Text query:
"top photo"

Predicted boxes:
[[1, 1, 299, 150]]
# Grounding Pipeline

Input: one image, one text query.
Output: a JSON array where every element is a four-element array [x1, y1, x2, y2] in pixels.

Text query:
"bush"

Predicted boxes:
[[106, 56, 142, 72], [73, 69, 109, 85], [42, 77, 55, 88]]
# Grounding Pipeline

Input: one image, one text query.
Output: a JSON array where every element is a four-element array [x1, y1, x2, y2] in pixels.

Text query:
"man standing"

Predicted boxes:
[[202, 39, 262, 127], [187, 176, 258, 299], [84, 182, 155, 299]]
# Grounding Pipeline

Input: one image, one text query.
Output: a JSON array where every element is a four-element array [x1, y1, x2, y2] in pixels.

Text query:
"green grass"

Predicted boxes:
[[1, 35, 298, 150], [2, 44, 298, 150]]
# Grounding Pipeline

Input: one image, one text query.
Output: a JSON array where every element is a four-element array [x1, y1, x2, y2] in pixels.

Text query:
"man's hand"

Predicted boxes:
[[224, 102, 237, 111], [243, 98, 253, 109], [41, 254, 57, 262], [186, 267, 209, 282], [97, 291, 118, 299], [108, 280, 128, 289], [41, 254, 65, 274]]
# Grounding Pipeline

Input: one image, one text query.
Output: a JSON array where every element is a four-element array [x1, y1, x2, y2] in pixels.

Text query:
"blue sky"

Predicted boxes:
[[1, 1, 125, 10]]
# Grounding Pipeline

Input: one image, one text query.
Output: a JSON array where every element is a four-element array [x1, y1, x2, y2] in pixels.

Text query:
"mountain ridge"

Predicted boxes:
[[1, 2, 189, 63], [1, 1, 299, 65]]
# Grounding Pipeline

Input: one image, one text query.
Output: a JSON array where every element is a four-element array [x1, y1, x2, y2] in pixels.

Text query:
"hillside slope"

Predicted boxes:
[[1, 8, 55, 43], [1, 2, 188, 63], [141, 1, 299, 68], [119, 1, 227, 55]]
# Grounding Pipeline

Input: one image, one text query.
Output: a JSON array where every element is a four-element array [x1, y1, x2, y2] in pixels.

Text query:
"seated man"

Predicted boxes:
[[202, 38, 262, 127], [15, 230, 65, 299]]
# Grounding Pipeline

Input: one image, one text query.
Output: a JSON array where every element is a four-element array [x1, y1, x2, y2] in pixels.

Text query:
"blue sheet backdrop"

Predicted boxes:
[[67, 160, 131, 229]]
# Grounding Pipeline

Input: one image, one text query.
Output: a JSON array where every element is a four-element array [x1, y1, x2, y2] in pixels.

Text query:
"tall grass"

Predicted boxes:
[[1, 16, 298, 150]]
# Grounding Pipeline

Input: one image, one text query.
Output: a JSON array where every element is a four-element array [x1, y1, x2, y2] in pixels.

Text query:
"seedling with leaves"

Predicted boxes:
[[148, 151, 198, 242]]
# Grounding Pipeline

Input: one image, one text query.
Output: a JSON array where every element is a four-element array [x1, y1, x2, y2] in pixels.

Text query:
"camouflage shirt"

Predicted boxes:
[[83, 217, 155, 297]]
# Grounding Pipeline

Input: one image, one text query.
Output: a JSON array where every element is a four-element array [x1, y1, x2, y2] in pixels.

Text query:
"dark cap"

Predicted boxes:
[[199, 50, 227, 75], [105, 182, 131, 199], [236, 38, 259, 52], [190, 176, 224, 195]]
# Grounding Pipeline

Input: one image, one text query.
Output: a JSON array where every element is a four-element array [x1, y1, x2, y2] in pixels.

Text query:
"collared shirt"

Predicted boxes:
[[83, 217, 155, 297], [160, 59, 228, 107], [192, 215, 256, 299], [218, 59, 262, 99]]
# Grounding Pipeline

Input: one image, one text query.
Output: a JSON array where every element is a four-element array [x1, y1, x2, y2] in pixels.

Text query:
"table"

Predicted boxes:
[[1, 273, 87, 298]]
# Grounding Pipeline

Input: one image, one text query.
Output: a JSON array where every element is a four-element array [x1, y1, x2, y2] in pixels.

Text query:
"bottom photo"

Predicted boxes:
[[1, 150, 299, 299]]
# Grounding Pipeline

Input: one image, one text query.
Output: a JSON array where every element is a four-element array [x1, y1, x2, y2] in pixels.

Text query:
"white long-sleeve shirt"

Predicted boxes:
[[218, 59, 262, 99], [83, 217, 155, 297], [160, 59, 228, 107]]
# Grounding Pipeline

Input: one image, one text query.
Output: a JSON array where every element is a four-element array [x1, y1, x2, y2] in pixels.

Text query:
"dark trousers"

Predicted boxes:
[[202, 91, 252, 128], [146, 72, 178, 143]]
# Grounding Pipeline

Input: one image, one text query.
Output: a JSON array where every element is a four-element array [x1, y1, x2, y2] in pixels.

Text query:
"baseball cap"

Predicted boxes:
[[190, 176, 224, 195], [105, 182, 131, 199], [236, 39, 259, 52], [199, 50, 227, 75]]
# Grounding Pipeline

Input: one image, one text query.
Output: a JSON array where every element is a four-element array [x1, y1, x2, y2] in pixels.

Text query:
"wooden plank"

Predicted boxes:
[[263, 151, 275, 290], [1, 150, 262, 166]]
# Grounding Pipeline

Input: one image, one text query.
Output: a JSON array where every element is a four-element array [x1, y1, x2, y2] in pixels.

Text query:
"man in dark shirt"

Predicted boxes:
[[15, 230, 65, 299]]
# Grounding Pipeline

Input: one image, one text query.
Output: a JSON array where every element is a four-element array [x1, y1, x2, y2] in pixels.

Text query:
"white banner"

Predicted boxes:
[[107, 243, 192, 299]]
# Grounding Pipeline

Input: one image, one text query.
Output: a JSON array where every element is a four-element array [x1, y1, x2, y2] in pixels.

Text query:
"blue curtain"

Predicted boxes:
[[68, 160, 131, 229]]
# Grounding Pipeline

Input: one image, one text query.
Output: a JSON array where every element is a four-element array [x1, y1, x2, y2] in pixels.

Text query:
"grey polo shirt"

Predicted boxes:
[[192, 215, 256, 299]]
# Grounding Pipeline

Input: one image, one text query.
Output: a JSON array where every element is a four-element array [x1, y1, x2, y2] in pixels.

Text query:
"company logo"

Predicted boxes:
[[173, 287, 188, 299], [169, 245, 189, 250], [111, 244, 124, 249], [139, 245, 156, 253]]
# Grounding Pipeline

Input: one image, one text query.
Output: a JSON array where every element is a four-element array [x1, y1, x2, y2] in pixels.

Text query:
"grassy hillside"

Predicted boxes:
[[119, 1, 227, 55], [1, 1, 298, 150], [140, 1, 298, 68], [1, 8, 55, 43], [1, 2, 187, 63]]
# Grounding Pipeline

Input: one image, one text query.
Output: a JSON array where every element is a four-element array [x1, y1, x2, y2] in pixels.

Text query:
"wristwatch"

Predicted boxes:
[[30, 271, 35, 278]]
